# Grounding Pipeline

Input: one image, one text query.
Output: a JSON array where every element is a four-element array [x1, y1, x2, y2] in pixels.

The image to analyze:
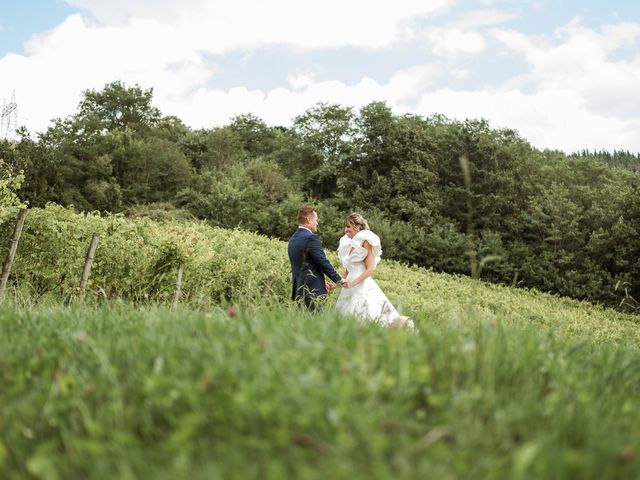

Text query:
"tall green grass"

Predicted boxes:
[[1, 303, 638, 479]]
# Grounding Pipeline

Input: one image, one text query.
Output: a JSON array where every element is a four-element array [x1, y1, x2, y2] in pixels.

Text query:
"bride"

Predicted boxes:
[[335, 213, 414, 329]]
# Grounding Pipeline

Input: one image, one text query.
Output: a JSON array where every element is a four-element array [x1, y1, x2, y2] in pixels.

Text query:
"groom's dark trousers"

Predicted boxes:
[[288, 227, 342, 311]]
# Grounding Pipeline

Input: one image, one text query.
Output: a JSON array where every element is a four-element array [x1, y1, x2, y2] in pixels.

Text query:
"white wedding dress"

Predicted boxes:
[[335, 230, 413, 328]]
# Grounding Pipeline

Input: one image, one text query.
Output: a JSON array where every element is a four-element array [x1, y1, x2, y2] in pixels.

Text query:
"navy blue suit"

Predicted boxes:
[[288, 227, 342, 310]]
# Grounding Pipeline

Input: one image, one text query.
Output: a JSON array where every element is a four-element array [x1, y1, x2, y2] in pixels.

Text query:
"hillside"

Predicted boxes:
[[1, 204, 637, 346], [1, 205, 639, 478]]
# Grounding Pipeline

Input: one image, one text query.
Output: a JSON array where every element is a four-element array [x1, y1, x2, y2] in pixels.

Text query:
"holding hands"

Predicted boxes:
[[326, 279, 349, 291], [327, 277, 352, 292]]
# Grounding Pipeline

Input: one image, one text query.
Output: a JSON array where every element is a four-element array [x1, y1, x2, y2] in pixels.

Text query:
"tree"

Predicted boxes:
[[29, 81, 184, 210], [341, 102, 440, 225], [0, 153, 25, 217], [120, 137, 192, 204], [78, 81, 161, 133], [203, 127, 244, 170], [229, 113, 278, 157], [0, 129, 59, 208], [292, 103, 356, 198]]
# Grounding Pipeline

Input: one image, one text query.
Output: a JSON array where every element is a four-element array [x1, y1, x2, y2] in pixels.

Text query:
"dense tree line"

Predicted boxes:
[[570, 149, 640, 171], [1, 81, 638, 312]]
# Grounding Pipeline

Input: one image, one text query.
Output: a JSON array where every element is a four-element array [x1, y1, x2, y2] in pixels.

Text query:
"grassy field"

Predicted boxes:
[[1, 296, 639, 479], [1, 206, 639, 478]]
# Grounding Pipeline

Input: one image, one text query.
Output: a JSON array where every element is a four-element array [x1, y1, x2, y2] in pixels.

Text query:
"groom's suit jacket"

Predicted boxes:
[[288, 227, 342, 309]]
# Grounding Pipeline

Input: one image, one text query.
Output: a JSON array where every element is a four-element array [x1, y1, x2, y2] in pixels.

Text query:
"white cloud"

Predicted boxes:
[[385, 65, 438, 102], [156, 64, 440, 128], [64, 0, 455, 50], [287, 73, 315, 91], [426, 27, 486, 55], [416, 7, 514, 60], [414, 87, 640, 152], [161, 77, 389, 128], [64, 0, 202, 25], [0, 1, 453, 131], [0, 14, 211, 132], [453, 9, 518, 29], [491, 20, 640, 121], [450, 68, 468, 79], [415, 18, 640, 152]]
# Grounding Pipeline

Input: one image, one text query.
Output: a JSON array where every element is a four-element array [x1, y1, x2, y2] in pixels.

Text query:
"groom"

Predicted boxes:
[[288, 205, 344, 310]]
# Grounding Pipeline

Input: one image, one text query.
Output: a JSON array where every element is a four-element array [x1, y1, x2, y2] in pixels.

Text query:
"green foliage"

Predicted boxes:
[[0, 204, 291, 305], [78, 81, 161, 133], [292, 103, 356, 197], [119, 137, 192, 204], [511, 157, 640, 307], [344, 104, 440, 224], [8, 82, 191, 211], [200, 127, 244, 170], [0, 161, 25, 219], [176, 169, 268, 231], [175, 159, 298, 240], [245, 158, 290, 201], [2, 128, 76, 209], [571, 148, 640, 171], [124, 202, 195, 222], [229, 113, 279, 157]]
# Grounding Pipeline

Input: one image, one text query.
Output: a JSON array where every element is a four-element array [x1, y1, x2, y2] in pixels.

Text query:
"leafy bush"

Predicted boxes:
[[0, 204, 291, 306]]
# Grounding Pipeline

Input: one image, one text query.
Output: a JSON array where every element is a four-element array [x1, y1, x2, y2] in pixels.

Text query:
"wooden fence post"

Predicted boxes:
[[171, 262, 184, 311], [0, 208, 27, 299], [79, 233, 100, 295]]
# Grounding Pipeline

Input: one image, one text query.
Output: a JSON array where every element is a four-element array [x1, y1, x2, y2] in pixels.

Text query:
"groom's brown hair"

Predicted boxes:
[[297, 205, 316, 224]]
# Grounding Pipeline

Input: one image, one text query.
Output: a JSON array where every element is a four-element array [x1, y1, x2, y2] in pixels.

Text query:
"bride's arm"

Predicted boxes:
[[346, 241, 375, 288]]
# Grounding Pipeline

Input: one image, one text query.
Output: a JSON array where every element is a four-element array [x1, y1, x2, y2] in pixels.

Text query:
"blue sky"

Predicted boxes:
[[1, 0, 640, 153], [0, 0, 77, 56]]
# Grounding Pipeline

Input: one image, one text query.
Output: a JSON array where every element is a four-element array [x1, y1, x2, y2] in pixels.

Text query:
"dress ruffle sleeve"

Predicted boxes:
[[338, 230, 382, 268], [337, 235, 352, 269], [354, 230, 382, 266]]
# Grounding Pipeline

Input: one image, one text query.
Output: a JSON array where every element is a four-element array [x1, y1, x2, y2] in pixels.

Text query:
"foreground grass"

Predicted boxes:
[[1, 303, 639, 479]]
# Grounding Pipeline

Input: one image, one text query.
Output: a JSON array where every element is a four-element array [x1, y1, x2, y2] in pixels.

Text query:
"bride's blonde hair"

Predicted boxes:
[[344, 213, 369, 231]]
